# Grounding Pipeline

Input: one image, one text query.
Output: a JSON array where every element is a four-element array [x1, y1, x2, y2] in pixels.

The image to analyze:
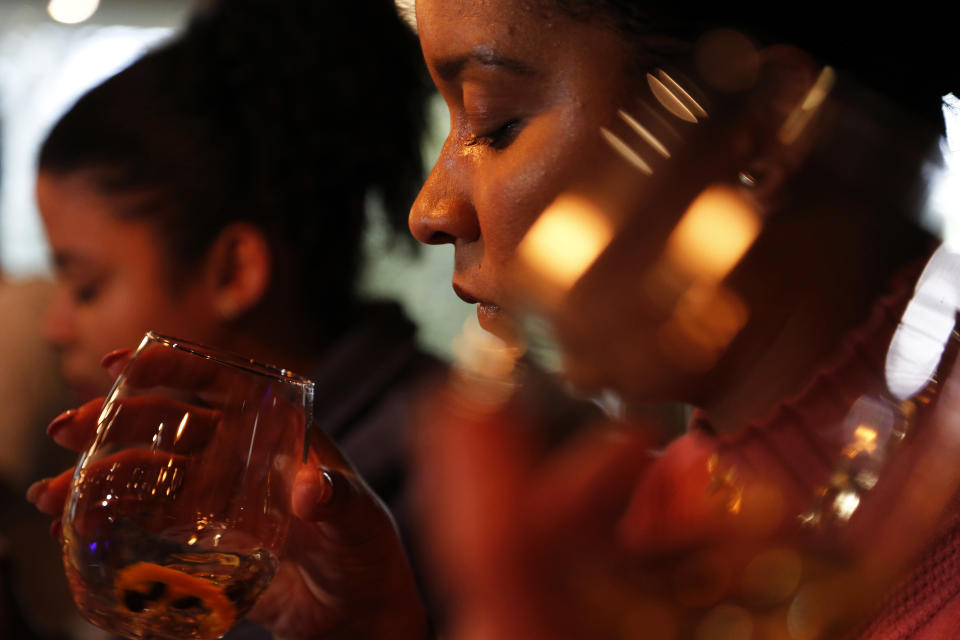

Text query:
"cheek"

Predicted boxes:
[[474, 109, 595, 263], [80, 284, 165, 351]]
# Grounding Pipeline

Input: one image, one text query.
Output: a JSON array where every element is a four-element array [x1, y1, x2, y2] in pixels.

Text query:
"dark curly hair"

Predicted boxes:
[[39, 0, 428, 333]]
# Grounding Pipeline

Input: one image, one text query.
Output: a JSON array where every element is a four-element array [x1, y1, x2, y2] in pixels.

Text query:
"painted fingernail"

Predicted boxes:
[[46, 409, 77, 437], [100, 349, 131, 374], [26, 478, 50, 504], [49, 519, 63, 540]]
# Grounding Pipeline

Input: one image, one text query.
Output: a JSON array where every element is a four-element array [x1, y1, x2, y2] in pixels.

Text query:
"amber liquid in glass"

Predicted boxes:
[[62, 450, 278, 639]]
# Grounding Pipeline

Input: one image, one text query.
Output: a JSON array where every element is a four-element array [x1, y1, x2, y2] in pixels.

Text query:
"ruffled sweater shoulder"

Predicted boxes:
[[629, 257, 960, 638]]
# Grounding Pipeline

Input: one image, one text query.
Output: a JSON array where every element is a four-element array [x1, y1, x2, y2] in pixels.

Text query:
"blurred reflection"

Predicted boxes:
[[885, 244, 960, 399], [600, 127, 655, 175], [517, 195, 616, 308], [618, 109, 672, 159], [780, 66, 836, 145], [663, 185, 761, 283], [694, 29, 760, 94], [648, 70, 707, 123]]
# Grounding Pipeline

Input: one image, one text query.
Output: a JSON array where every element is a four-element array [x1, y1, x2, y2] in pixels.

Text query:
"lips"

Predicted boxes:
[[453, 283, 501, 313], [452, 283, 482, 305], [452, 282, 518, 344]]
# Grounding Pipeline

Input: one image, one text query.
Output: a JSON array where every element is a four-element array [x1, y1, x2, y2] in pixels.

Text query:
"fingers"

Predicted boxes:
[[291, 465, 335, 523], [100, 348, 134, 379], [26, 466, 75, 516], [120, 342, 234, 392], [46, 398, 106, 452], [103, 396, 222, 453], [46, 396, 221, 455], [290, 465, 393, 544], [101, 344, 222, 393]]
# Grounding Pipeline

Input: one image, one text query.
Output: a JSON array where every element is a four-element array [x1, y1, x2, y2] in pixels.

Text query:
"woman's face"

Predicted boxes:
[[409, 0, 638, 347], [38, 171, 224, 399]]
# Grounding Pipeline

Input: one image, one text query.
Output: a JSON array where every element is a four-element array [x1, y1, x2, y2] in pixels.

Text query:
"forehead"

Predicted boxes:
[[37, 171, 160, 264], [416, 0, 594, 63]]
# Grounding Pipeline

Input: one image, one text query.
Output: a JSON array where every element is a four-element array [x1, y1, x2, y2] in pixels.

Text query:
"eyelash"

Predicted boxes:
[[465, 119, 522, 151]]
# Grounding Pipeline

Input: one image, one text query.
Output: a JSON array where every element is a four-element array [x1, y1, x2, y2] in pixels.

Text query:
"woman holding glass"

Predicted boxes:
[[407, 1, 960, 638], [26, 0, 437, 638]]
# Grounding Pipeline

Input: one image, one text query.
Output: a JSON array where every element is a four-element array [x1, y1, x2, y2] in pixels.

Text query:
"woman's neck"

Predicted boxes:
[[696, 207, 932, 435]]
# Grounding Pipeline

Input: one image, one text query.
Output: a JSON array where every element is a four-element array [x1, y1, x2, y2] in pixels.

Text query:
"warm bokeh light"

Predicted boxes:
[[600, 127, 654, 175], [47, 0, 100, 24], [848, 426, 878, 457], [648, 73, 698, 123], [779, 66, 836, 145], [664, 184, 762, 283], [647, 69, 707, 124], [657, 70, 707, 119], [694, 29, 760, 93], [517, 194, 615, 304], [658, 282, 748, 371], [618, 109, 671, 158], [741, 548, 803, 608]]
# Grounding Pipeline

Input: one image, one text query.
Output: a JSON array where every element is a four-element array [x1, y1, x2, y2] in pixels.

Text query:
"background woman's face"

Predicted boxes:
[[38, 171, 222, 399], [409, 0, 637, 347]]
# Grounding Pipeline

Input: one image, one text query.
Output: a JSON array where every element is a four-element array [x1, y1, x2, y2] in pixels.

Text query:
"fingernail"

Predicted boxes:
[[100, 349, 130, 375], [294, 466, 335, 521], [317, 469, 334, 505], [301, 466, 334, 505], [49, 519, 63, 540], [26, 478, 50, 504], [46, 409, 77, 438]]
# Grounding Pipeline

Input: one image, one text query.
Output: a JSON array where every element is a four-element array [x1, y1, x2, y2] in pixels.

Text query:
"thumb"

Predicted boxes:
[[291, 464, 336, 522], [100, 348, 134, 379], [291, 464, 395, 543]]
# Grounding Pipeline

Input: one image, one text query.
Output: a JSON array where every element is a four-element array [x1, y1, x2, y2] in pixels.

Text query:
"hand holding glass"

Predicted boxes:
[[61, 332, 313, 639]]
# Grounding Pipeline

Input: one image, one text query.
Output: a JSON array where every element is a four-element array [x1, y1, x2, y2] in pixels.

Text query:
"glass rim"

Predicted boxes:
[[142, 330, 315, 389]]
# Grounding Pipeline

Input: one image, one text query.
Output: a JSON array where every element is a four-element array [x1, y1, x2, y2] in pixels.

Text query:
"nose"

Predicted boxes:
[[409, 145, 480, 245], [43, 286, 77, 349]]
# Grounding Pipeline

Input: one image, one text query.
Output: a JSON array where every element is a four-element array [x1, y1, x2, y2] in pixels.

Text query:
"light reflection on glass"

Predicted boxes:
[[658, 282, 749, 371], [664, 185, 761, 283], [779, 66, 836, 145], [618, 109, 671, 158], [516, 194, 616, 306], [175, 412, 191, 445], [845, 426, 878, 457], [648, 72, 699, 123], [600, 127, 654, 175]]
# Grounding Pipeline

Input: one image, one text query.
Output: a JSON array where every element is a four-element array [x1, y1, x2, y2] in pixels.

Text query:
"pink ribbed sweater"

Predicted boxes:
[[679, 265, 960, 638]]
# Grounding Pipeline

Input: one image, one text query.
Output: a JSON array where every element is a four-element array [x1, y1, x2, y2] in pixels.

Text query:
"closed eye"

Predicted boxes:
[[465, 119, 523, 151]]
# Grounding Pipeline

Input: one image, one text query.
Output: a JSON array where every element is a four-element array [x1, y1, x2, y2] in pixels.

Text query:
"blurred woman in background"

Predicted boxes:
[[409, 1, 960, 638], [27, 0, 439, 637]]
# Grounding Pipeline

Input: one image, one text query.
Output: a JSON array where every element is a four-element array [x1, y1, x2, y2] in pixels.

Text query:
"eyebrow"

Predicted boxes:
[[433, 46, 539, 81]]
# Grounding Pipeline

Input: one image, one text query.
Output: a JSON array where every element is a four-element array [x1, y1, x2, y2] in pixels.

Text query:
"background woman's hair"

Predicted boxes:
[[553, 0, 958, 132], [39, 0, 428, 330]]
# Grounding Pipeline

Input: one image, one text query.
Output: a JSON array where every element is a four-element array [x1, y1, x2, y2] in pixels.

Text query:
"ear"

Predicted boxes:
[[202, 222, 272, 321]]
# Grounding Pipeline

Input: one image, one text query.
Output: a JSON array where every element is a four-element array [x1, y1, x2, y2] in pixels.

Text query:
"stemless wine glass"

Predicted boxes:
[[61, 332, 313, 640]]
